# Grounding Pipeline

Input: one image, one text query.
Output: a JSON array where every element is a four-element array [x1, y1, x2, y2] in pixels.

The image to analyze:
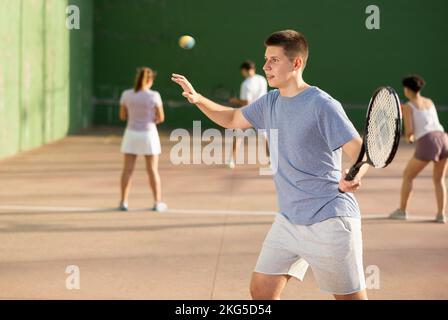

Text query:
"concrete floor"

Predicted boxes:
[[0, 127, 447, 299]]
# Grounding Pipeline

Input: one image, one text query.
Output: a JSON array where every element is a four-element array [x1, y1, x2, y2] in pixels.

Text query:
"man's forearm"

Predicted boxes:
[[343, 137, 370, 180], [196, 94, 237, 128]]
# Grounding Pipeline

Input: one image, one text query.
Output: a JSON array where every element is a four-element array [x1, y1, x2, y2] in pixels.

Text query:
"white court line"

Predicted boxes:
[[0, 205, 97, 212], [167, 208, 276, 216], [0, 205, 276, 216], [0, 205, 435, 220]]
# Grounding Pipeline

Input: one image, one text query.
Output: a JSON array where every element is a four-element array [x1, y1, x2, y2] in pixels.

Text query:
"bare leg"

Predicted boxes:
[[250, 272, 290, 300], [264, 133, 270, 158], [334, 289, 368, 300], [145, 155, 162, 203], [231, 137, 236, 163], [120, 154, 137, 205], [433, 158, 448, 215], [233, 136, 243, 165], [399, 158, 429, 211]]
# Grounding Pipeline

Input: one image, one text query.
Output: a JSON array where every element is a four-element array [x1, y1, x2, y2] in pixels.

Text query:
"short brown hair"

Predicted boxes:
[[240, 60, 256, 71], [134, 67, 156, 92], [264, 30, 309, 68]]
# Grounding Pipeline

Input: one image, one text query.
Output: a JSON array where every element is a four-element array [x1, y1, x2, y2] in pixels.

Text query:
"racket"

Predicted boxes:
[[341, 86, 402, 187]]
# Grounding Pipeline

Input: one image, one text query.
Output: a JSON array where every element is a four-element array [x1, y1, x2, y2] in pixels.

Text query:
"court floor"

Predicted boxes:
[[0, 127, 447, 299]]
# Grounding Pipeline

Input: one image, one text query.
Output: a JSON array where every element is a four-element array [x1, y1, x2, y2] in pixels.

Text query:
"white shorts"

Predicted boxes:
[[255, 213, 366, 295], [121, 127, 161, 155]]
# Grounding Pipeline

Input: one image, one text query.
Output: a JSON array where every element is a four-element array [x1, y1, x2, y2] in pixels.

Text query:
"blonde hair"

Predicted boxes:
[[134, 67, 156, 92]]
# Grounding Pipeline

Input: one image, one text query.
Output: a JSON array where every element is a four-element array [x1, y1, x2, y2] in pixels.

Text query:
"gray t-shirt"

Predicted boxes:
[[242, 86, 361, 225]]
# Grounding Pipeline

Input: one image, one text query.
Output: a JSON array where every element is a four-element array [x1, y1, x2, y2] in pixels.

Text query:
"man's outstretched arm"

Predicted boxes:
[[171, 74, 252, 129]]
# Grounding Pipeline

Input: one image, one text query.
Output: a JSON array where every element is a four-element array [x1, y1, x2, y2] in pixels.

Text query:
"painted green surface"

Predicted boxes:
[[93, 0, 448, 130], [1, 0, 447, 160], [0, 0, 93, 159]]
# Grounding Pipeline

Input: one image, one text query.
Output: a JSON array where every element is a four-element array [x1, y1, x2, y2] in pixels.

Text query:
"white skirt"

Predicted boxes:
[[121, 126, 161, 155]]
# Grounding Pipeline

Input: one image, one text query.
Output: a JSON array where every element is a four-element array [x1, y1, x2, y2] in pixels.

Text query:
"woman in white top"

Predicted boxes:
[[118, 67, 167, 212], [390, 75, 448, 223]]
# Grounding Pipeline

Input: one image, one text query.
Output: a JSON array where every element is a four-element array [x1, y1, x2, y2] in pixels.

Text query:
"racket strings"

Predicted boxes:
[[366, 89, 399, 168]]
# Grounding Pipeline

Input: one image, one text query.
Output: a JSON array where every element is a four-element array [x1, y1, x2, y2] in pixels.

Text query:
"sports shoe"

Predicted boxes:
[[119, 202, 128, 211], [153, 202, 168, 212], [388, 209, 407, 220], [436, 214, 446, 224]]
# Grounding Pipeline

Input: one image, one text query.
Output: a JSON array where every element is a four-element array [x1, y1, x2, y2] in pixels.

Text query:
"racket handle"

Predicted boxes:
[[339, 164, 362, 193], [345, 163, 364, 181]]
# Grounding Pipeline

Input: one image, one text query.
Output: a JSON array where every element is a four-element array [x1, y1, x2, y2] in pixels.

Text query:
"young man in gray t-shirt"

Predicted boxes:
[[172, 30, 369, 300]]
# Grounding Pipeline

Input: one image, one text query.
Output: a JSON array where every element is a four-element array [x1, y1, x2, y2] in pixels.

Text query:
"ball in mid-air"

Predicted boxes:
[[179, 35, 195, 49]]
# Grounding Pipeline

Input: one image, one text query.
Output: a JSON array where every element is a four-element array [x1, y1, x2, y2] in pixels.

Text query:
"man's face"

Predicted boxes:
[[241, 69, 250, 78], [263, 46, 297, 88]]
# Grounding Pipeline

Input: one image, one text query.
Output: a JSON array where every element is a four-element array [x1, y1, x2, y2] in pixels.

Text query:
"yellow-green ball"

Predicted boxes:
[[179, 35, 195, 49]]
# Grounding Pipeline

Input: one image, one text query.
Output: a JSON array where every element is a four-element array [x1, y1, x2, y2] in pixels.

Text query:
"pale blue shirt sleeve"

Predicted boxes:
[[316, 99, 360, 151], [241, 95, 268, 130]]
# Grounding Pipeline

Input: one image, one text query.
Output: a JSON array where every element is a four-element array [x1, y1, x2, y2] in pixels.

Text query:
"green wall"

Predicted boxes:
[[1, 0, 447, 160], [69, 0, 94, 134], [93, 0, 448, 130], [0, 0, 93, 159]]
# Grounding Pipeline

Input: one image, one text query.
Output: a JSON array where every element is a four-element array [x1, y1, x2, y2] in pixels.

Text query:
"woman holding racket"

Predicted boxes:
[[118, 67, 167, 212], [172, 30, 372, 300], [389, 75, 447, 223]]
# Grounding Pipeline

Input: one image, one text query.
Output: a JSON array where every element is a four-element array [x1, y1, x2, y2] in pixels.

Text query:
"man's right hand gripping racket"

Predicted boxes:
[[339, 86, 402, 192]]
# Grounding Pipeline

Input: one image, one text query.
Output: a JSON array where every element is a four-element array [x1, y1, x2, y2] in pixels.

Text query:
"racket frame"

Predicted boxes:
[[344, 86, 402, 182]]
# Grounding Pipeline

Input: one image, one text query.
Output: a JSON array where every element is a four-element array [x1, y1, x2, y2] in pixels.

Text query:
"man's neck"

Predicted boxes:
[[245, 72, 256, 79], [279, 77, 310, 97]]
